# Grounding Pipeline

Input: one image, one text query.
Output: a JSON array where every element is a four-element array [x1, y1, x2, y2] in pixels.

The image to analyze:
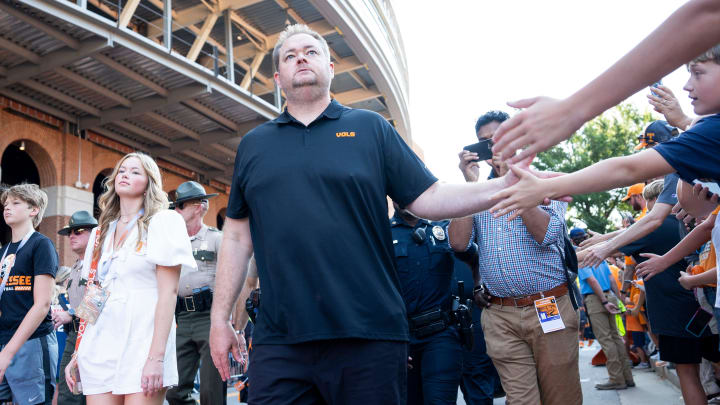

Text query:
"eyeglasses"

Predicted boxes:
[[189, 199, 208, 206], [70, 228, 87, 236]]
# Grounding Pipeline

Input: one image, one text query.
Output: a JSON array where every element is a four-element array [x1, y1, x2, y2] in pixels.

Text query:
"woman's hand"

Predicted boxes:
[[65, 354, 78, 393], [141, 356, 164, 396]]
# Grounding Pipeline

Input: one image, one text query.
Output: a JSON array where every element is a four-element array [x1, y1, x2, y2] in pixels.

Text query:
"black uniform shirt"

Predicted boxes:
[[391, 216, 455, 317], [227, 100, 437, 344]]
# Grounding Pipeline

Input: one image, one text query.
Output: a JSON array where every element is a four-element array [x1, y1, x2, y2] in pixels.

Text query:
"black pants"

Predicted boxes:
[[459, 310, 503, 405], [166, 310, 226, 405], [408, 327, 463, 405], [248, 339, 407, 405], [58, 331, 86, 405]]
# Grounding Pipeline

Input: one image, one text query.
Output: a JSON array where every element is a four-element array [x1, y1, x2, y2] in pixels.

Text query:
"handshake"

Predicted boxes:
[[456, 145, 571, 220]]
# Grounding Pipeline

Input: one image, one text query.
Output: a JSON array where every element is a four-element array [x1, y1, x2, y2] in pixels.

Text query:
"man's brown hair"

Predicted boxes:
[[272, 24, 331, 71], [690, 44, 720, 65]]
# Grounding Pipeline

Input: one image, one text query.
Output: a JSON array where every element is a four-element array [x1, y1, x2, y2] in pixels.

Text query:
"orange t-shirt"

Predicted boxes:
[[625, 280, 647, 332], [690, 242, 717, 287], [608, 265, 623, 290]]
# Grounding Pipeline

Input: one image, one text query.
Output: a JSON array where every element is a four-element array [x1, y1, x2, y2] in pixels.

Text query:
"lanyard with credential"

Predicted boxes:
[[0, 229, 34, 303], [75, 210, 142, 352]]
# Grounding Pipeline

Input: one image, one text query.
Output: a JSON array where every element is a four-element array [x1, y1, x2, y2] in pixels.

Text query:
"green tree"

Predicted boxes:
[[533, 104, 654, 233]]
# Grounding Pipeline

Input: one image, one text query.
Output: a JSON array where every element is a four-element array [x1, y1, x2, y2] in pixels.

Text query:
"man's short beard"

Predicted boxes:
[[292, 77, 318, 88]]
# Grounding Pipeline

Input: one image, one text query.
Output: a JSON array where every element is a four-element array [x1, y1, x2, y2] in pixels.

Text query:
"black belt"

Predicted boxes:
[[408, 307, 451, 338], [176, 290, 213, 313]]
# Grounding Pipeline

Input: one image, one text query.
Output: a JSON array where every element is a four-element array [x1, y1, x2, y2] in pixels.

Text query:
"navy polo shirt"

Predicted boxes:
[[227, 100, 437, 344], [390, 216, 455, 317]]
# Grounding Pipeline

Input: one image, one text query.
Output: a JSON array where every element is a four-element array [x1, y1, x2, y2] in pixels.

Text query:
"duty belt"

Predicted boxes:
[[176, 289, 213, 313], [408, 307, 451, 338], [489, 284, 568, 308]]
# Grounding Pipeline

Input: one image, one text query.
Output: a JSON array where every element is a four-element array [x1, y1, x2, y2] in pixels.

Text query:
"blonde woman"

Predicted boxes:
[[65, 152, 195, 404]]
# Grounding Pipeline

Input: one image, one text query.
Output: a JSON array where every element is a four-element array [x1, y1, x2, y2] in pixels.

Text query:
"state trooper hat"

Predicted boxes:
[[58, 210, 98, 235], [174, 181, 218, 206]]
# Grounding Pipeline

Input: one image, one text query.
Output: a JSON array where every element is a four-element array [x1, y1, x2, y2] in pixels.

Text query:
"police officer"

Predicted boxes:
[[54, 210, 97, 405], [391, 202, 463, 405], [452, 259, 504, 405], [167, 181, 244, 405]]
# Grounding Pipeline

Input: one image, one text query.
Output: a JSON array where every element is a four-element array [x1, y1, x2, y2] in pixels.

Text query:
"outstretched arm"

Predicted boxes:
[[580, 202, 672, 268], [489, 149, 674, 220], [635, 213, 715, 280], [409, 156, 569, 221], [407, 176, 511, 221], [492, 0, 720, 163]]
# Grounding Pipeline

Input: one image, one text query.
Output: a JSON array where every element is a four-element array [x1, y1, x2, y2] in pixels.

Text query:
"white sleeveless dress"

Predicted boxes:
[[77, 210, 196, 395]]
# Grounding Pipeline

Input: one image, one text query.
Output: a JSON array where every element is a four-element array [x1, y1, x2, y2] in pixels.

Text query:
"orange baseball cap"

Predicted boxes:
[[622, 183, 645, 201]]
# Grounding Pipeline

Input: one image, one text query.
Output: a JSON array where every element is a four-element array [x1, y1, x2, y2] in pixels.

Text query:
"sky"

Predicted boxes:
[[393, 0, 694, 183]]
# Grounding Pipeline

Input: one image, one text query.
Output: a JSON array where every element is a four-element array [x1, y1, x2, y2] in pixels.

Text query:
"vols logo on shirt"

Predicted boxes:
[[336, 131, 356, 138]]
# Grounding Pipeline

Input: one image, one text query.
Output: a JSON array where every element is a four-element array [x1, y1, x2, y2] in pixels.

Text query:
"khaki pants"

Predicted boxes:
[[482, 294, 582, 405], [584, 293, 633, 385]]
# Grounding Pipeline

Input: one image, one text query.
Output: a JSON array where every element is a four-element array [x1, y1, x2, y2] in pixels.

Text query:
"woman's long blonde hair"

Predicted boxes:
[[93, 152, 168, 261]]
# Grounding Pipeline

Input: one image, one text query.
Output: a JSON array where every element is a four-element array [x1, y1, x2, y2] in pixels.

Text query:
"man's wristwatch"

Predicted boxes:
[[601, 301, 609, 306]]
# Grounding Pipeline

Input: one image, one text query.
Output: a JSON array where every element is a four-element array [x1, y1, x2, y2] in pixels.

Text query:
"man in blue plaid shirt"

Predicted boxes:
[[450, 111, 581, 405]]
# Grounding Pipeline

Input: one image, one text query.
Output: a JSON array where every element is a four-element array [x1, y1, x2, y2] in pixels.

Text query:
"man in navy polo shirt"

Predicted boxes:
[[208, 24, 540, 405]]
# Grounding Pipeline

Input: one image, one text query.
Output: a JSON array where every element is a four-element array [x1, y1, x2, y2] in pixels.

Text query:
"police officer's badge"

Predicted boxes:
[[432, 226, 446, 241]]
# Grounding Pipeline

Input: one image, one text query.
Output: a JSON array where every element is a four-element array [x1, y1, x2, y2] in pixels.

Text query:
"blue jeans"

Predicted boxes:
[[0, 333, 58, 405]]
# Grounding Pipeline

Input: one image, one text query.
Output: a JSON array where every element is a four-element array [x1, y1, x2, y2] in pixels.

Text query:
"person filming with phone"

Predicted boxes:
[[449, 111, 581, 404], [458, 111, 509, 182]]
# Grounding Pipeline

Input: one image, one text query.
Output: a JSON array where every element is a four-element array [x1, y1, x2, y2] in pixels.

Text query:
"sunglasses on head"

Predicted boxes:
[[70, 228, 87, 236]]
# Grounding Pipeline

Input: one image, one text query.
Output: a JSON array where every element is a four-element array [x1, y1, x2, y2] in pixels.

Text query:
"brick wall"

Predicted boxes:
[[1, 102, 231, 267]]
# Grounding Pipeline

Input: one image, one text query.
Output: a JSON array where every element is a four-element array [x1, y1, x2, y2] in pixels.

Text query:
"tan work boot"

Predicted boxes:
[[595, 381, 628, 390]]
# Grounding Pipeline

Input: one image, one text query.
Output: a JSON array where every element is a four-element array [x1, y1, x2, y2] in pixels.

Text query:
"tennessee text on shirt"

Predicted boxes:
[[336, 131, 356, 138], [4, 275, 32, 291]]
